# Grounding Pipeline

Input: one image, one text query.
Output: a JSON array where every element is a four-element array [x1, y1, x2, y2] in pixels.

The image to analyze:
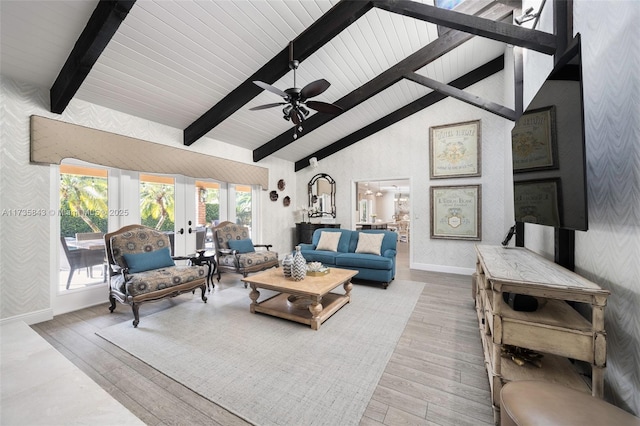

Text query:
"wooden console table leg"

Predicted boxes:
[[249, 284, 260, 313], [592, 296, 607, 398], [309, 296, 323, 330]]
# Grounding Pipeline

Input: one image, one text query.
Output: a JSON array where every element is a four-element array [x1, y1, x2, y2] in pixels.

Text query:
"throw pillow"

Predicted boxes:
[[123, 247, 175, 274], [355, 232, 385, 256], [316, 231, 341, 252], [228, 239, 256, 253]]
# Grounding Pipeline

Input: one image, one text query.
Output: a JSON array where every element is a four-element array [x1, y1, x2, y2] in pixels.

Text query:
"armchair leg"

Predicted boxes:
[[132, 303, 140, 328], [200, 284, 208, 302], [108, 295, 117, 313]]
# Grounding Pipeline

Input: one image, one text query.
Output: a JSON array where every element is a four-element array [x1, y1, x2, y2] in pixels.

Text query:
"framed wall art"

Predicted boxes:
[[511, 106, 557, 172], [430, 184, 481, 240], [429, 120, 481, 179], [513, 179, 561, 227]]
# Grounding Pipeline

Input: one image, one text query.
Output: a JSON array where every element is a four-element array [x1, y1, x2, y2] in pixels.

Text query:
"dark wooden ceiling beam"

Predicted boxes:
[[253, 1, 513, 162], [294, 55, 504, 171], [372, 0, 556, 55], [183, 0, 373, 146], [50, 0, 136, 114], [404, 72, 516, 120]]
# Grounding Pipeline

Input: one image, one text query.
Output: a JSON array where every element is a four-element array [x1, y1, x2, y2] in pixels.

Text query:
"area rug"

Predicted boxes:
[[97, 280, 424, 426]]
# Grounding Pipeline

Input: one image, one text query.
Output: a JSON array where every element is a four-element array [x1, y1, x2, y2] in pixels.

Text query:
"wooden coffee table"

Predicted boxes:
[[241, 267, 357, 330]]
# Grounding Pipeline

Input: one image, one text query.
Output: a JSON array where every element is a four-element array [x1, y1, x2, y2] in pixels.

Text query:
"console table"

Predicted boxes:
[[295, 223, 340, 245], [474, 245, 610, 423]]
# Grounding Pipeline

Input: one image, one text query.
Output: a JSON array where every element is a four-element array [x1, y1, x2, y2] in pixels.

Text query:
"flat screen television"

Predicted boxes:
[[511, 35, 588, 231]]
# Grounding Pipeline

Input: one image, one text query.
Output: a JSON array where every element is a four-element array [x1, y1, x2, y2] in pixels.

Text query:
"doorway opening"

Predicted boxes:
[[354, 179, 411, 250]]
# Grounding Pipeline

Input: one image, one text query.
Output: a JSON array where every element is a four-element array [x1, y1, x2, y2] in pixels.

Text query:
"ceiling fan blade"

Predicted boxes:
[[249, 102, 287, 111], [253, 81, 288, 99], [300, 79, 330, 100], [306, 100, 343, 115], [290, 108, 302, 125]]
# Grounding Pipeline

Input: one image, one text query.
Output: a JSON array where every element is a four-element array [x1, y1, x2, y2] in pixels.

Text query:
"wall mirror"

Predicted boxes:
[[308, 173, 336, 218]]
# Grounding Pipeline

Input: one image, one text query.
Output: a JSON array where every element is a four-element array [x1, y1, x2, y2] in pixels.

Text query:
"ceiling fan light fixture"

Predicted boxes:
[[250, 40, 342, 136]]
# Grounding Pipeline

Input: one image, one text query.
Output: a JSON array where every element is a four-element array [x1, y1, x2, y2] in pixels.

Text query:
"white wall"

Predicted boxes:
[[522, 0, 640, 416], [297, 70, 513, 275], [0, 76, 297, 323]]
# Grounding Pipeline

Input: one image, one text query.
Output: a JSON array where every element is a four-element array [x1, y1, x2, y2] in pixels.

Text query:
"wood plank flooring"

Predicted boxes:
[[31, 243, 493, 425]]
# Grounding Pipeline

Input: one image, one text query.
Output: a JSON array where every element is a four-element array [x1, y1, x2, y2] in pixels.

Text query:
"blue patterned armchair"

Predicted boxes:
[[105, 224, 208, 327], [212, 221, 279, 286]]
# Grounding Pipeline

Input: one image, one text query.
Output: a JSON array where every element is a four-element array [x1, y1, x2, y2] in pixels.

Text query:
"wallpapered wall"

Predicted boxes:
[[0, 76, 297, 321], [296, 71, 513, 275], [1, 1, 637, 416], [523, 0, 640, 416]]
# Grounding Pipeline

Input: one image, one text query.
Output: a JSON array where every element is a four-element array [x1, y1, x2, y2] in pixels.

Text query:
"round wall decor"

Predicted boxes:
[[277, 179, 286, 191], [283, 196, 291, 207], [269, 190, 278, 201]]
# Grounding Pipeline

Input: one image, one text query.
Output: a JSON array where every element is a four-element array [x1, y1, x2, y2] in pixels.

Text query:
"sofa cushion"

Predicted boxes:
[[316, 231, 341, 252], [218, 251, 278, 269], [228, 238, 256, 253], [355, 232, 385, 255], [299, 250, 340, 266], [123, 247, 175, 273], [311, 228, 351, 253], [125, 264, 207, 297], [335, 253, 393, 270]]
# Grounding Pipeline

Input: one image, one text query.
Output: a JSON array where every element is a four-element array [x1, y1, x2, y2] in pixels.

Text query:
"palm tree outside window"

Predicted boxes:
[[59, 165, 108, 291]]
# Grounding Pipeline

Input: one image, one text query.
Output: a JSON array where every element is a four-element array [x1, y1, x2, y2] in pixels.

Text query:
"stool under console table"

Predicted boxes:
[[474, 245, 610, 423]]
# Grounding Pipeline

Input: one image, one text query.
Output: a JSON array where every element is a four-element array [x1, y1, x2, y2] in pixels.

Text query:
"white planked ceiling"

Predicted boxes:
[[0, 0, 509, 164]]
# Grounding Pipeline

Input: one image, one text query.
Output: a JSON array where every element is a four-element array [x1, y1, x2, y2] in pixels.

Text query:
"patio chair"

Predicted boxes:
[[212, 221, 279, 286], [60, 236, 106, 289], [75, 232, 105, 277]]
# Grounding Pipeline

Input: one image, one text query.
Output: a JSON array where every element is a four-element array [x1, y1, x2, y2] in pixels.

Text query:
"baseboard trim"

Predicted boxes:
[[0, 308, 53, 326], [410, 262, 475, 276]]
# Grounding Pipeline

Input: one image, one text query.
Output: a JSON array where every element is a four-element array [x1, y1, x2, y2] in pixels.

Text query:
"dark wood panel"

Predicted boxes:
[[404, 72, 516, 120], [184, 1, 373, 146], [372, 0, 557, 54], [50, 0, 136, 114], [253, 1, 514, 162], [294, 55, 504, 171]]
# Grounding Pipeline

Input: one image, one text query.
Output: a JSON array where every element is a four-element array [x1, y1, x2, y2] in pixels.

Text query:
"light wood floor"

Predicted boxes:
[[32, 243, 493, 425]]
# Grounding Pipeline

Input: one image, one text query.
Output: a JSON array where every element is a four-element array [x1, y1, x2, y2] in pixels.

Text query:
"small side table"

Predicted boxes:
[[174, 251, 217, 291]]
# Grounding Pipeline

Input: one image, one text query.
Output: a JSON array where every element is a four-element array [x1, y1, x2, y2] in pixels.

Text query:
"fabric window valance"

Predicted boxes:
[[29, 115, 268, 189]]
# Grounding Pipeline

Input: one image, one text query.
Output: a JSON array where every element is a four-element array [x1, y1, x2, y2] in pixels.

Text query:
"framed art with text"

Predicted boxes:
[[430, 120, 481, 179], [430, 184, 481, 240], [511, 106, 557, 172], [514, 179, 561, 227]]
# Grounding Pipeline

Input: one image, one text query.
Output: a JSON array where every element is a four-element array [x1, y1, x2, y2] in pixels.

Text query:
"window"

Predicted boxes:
[[235, 184, 252, 230], [196, 181, 220, 228], [139, 174, 175, 231], [59, 165, 108, 291]]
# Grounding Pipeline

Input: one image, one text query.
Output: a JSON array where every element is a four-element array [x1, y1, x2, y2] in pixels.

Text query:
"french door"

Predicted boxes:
[[53, 165, 202, 313], [53, 162, 256, 314]]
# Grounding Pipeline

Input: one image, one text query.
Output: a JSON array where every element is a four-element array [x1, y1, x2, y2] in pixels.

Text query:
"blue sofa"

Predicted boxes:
[[298, 228, 397, 288]]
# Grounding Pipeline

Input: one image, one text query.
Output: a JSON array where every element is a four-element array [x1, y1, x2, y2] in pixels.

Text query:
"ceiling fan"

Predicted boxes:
[[250, 41, 343, 139]]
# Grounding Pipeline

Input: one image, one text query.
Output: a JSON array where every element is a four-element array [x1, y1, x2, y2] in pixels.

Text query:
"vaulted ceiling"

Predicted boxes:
[[1, 0, 558, 171]]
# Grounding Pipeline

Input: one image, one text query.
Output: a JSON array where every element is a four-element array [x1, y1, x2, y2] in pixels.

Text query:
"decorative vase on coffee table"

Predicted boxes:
[[282, 253, 293, 277], [291, 246, 307, 281]]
